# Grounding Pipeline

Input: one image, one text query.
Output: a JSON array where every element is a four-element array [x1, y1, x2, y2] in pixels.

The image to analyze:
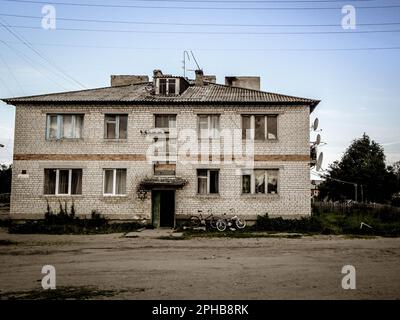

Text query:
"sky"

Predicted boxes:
[[0, 0, 399, 176]]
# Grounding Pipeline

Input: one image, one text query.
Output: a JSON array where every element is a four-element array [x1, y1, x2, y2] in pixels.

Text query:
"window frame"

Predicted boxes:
[[46, 114, 84, 140], [104, 114, 128, 139], [241, 169, 279, 195], [197, 114, 220, 140], [197, 169, 219, 194], [103, 168, 127, 196], [158, 78, 178, 95], [241, 114, 278, 141], [43, 168, 82, 196]]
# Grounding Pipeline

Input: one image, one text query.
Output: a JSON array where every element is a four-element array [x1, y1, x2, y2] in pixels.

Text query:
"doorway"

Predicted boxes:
[[151, 190, 175, 228]]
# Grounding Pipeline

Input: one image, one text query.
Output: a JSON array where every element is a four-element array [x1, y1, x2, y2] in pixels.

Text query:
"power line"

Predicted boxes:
[[5, 24, 400, 35], [2, 40, 400, 52], [81, 0, 376, 2], [2, 12, 400, 28], [0, 40, 68, 90], [0, 18, 86, 88], [2, 0, 400, 10], [0, 50, 25, 95]]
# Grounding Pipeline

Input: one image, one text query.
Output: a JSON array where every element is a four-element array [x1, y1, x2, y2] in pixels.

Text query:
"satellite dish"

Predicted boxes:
[[316, 152, 323, 171], [315, 134, 321, 145], [313, 118, 319, 131]]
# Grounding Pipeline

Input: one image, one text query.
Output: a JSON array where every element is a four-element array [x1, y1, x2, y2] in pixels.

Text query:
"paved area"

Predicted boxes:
[[0, 229, 399, 299]]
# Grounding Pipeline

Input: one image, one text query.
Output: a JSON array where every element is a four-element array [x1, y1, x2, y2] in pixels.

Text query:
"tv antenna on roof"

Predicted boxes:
[[182, 50, 190, 78], [190, 50, 201, 70]]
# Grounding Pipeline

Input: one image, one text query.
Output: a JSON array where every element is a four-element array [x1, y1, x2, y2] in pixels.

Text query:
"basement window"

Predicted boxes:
[[46, 114, 84, 140], [242, 169, 278, 194], [44, 169, 82, 195], [103, 169, 127, 196], [242, 115, 277, 140], [104, 114, 128, 139], [197, 169, 219, 194]]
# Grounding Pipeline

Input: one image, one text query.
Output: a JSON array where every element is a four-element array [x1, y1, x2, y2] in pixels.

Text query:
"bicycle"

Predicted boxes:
[[215, 208, 246, 232], [188, 209, 218, 229]]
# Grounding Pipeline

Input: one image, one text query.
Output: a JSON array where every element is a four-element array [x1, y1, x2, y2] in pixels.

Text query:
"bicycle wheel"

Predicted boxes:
[[235, 218, 246, 229], [209, 217, 218, 229], [189, 216, 201, 228], [216, 219, 227, 232]]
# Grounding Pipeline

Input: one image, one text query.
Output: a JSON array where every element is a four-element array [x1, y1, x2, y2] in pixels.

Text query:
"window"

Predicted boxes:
[[242, 169, 278, 194], [46, 114, 84, 140], [44, 169, 82, 195], [197, 169, 219, 194], [155, 114, 176, 130], [154, 114, 177, 164], [198, 115, 220, 139], [104, 114, 128, 139], [103, 169, 127, 195], [158, 78, 177, 95], [241, 115, 277, 140]]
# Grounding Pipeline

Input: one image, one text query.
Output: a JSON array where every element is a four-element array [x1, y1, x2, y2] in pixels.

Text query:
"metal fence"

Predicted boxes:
[[312, 201, 400, 215]]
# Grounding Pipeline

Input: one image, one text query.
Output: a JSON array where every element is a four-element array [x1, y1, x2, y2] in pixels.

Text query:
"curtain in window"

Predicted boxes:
[[119, 115, 128, 139], [168, 115, 176, 128], [267, 170, 278, 194], [255, 170, 265, 194], [197, 170, 208, 194], [105, 115, 117, 139], [254, 116, 265, 140], [48, 115, 58, 139], [62, 115, 73, 138], [116, 169, 127, 195], [58, 170, 69, 194], [198, 115, 208, 139], [104, 169, 114, 194], [242, 175, 251, 193], [44, 169, 56, 194], [74, 115, 83, 139], [267, 116, 277, 140], [242, 116, 251, 140], [71, 169, 82, 194], [210, 115, 220, 139]]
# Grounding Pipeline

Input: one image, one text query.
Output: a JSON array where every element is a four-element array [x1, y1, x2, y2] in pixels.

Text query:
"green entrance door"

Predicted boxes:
[[151, 190, 175, 228]]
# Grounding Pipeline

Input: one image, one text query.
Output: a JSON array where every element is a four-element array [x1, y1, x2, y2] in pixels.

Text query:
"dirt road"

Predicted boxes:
[[0, 230, 399, 299]]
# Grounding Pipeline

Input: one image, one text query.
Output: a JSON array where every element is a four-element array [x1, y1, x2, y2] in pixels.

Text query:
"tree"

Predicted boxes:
[[318, 134, 397, 203], [0, 164, 12, 195]]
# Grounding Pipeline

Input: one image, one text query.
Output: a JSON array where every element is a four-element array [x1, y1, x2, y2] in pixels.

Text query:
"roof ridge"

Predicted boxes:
[[2, 81, 152, 101]]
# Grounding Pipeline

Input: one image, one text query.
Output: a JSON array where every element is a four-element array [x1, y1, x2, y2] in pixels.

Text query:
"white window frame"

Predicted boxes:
[[158, 78, 178, 95], [46, 114, 83, 140], [44, 169, 81, 196], [242, 115, 278, 141], [103, 169, 127, 196], [197, 114, 220, 139], [104, 114, 127, 139], [197, 169, 219, 194], [242, 169, 279, 194]]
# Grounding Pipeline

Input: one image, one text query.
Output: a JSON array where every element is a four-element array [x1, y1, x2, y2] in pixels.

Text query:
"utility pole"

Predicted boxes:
[[328, 177, 358, 202]]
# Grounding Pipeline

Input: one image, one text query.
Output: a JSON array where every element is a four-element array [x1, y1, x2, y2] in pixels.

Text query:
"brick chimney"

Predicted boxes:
[[225, 76, 260, 90], [110, 75, 149, 87], [195, 69, 204, 87]]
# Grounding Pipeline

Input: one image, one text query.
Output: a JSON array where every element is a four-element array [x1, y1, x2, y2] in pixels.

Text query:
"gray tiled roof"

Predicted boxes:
[[2, 82, 320, 111]]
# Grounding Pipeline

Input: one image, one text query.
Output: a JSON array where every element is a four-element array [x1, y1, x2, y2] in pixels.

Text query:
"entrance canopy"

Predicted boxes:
[[139, 176, 188, 189]]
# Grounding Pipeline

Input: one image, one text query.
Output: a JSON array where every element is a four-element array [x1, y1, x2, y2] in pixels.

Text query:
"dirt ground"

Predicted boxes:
[[0, 228, 399, 299]]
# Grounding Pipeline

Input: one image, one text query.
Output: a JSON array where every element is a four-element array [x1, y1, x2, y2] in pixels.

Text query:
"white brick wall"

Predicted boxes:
[[10, 104, 311, 220]]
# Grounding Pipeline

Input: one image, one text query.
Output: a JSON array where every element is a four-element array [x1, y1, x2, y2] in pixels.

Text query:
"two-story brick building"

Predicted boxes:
[[2, 69, 319, 226]]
